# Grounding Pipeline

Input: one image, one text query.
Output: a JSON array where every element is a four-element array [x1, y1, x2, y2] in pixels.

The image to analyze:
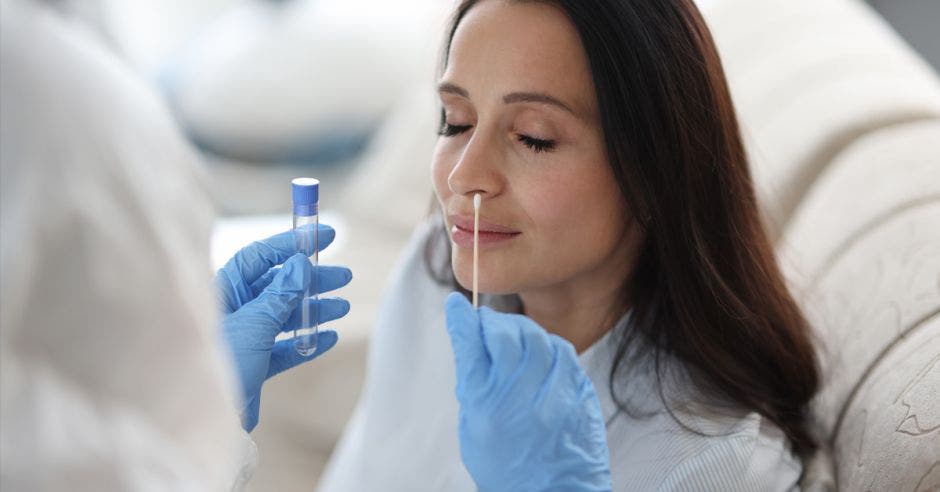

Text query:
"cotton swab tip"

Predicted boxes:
[[473, 193, 481, 210]]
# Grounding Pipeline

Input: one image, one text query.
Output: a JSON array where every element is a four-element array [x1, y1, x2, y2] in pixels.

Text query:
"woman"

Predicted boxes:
[[320, 0, 818, 490]]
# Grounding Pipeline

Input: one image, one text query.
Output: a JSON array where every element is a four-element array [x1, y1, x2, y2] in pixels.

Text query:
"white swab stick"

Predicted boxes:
[[473, 193, 481, 308]]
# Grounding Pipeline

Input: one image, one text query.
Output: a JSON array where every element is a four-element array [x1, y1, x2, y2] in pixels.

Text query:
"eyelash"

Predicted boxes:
[[437, 123, 557, 153], [517, 134, 556, 153], [438, 123, 471, 137]]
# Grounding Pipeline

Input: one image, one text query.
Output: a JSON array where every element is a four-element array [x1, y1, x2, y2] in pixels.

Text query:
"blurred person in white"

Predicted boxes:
[[319, 0, 821, 490], [0, 0, 349, 489], [0, 0, 237, 487]]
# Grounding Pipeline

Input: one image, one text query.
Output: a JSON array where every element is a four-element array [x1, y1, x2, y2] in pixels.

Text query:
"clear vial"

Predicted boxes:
[[291, 177, 319, 356]]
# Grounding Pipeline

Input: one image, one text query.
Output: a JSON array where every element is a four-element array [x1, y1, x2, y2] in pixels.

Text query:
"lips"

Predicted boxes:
[[448, 214, 521, 248], [449, 215, 519, 234]]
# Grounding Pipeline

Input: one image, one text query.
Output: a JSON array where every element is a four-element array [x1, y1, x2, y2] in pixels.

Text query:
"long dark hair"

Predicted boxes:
[[426, 0, 820, 456]]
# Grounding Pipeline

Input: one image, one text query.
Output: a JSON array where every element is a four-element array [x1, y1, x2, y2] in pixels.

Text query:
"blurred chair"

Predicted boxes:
[[704, 0, 940, 490]]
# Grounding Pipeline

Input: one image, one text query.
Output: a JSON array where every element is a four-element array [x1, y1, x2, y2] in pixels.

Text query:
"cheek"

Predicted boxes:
[[568, 174, 626, 244], [525, 165, 618, 236], [522, 160, 627, 267]]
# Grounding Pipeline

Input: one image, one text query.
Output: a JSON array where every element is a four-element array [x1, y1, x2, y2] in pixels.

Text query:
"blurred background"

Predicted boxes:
[[18, 0, 939, 490]]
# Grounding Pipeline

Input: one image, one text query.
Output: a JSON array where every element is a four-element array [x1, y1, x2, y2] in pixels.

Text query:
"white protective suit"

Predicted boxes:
[[0, 1, 254, 489]]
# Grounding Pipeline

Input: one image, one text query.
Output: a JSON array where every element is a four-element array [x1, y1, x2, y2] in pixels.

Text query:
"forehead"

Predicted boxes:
[[445, 0, 596, 115]]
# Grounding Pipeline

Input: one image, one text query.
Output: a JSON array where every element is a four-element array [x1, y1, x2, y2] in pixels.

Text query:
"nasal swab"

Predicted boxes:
[[472, 193, 481, 308]]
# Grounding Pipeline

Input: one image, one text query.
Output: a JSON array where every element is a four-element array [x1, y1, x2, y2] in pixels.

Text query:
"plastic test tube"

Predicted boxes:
[[292, 177, 319, 356]]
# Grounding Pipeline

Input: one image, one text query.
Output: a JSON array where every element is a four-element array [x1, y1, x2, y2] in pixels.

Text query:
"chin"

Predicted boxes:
[[451, 255, 520, 296]]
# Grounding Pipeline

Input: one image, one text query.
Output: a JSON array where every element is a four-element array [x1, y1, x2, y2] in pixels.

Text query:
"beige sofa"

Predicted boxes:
[[248, 0, 940, 490], [704, 0, 940, 490]]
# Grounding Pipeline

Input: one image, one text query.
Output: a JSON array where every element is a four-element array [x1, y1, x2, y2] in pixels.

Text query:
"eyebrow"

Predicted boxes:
[[437, 82, 579, 117], [438, 82, 470, 98]]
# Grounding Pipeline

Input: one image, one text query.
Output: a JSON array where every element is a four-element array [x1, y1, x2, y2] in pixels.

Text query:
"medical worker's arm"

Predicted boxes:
[[444, 293, 612, 491], [217, 225, 352, 431]]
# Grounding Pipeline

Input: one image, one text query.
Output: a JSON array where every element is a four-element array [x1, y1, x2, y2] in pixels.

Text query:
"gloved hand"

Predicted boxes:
[[444, 292, 612, 492], [217, 224, 352, 432]]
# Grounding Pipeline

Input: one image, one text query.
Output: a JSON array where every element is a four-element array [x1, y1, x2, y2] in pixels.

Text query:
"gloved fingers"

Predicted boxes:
[[313, 265, 353, 294], [250, 266, 281, 298], [512, 318, 557, 392], [266, 330, 339, 380], [217, 231, 300, 311], [478, 308, 527, 385], [284, 297, 351, 332], [247, 261, 349, 303], [249, 263, 350, 298], [444, 292, 490, 396], [248, 258, 351, 318], [539, 334, 586, 401], [274, 223, 336, 255], [245, 254, 311, 332], [216, 268, 251, 314], [532, 341, 563, 407], [548, 333, 581, 377], [220, 224, 336, 294]]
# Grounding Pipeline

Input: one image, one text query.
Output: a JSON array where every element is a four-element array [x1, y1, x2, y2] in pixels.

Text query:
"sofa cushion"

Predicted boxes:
[[800, 201, 939, 437], [833, 315, 939, 491], [779, 121, 940, 437], [777, 120, 940, 489], [704, 0, 940, 237], [780, 120, 940, 282]]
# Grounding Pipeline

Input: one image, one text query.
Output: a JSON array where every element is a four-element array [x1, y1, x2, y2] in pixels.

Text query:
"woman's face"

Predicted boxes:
[[433, 0, 633, 296]]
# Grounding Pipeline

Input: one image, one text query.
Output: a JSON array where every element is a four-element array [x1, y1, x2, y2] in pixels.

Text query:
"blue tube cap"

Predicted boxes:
[[292, 177, 319, 216]]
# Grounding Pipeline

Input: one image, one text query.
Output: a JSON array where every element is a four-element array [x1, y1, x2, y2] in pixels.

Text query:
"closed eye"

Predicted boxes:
[[439, 123, 472, 137], [517, 134, 556, 153]]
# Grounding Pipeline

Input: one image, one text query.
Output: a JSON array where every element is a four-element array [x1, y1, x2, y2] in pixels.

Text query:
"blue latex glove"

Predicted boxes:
[[444, 292, 612, 492], [217, 224, 352, 432]]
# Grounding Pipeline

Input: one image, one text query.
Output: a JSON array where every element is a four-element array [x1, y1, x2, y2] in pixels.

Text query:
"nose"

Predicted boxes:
[[447, 130, 504, 202]]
